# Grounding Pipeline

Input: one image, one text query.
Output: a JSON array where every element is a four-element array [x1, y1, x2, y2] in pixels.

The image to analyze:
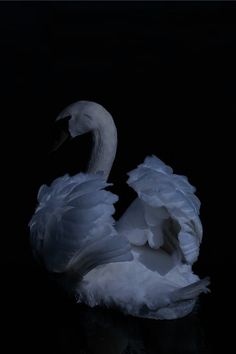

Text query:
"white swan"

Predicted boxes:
[[29, 101, 209, 320]]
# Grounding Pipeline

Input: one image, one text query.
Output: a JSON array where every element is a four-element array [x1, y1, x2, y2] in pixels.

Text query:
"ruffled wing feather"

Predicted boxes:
[[117, 156, 202, 265], [29, 173, 132, 277]]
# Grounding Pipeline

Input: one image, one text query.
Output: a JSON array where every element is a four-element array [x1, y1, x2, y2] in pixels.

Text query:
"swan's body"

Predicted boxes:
[[29, 101, 209, 320]]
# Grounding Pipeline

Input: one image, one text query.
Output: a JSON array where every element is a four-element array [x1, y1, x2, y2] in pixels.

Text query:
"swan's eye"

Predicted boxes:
[[83, 113, 93, 122]]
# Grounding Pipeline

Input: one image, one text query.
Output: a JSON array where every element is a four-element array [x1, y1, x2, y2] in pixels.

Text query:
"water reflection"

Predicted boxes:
[[56, 304, 207, 354]]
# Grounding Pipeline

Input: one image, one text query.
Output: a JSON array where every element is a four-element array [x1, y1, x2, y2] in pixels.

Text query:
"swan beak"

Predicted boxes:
[[51, 116, 72, 152], [51, 129, 71, 152]]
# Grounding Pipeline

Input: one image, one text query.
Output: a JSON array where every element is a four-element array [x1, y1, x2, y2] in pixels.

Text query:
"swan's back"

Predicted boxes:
[[29, 173, 132, 280]]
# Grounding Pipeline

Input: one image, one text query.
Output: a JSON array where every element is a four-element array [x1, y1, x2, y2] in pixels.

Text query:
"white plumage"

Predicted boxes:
[[29, 173, 132, 278], [29, 101, 209, 320]]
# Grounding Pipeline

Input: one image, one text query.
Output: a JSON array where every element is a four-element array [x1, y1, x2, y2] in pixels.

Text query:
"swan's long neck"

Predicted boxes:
[[87, 114, 117, 180]]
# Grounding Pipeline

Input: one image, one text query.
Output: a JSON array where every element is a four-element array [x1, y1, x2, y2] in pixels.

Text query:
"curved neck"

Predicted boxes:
[[87, 115, 117, 180]]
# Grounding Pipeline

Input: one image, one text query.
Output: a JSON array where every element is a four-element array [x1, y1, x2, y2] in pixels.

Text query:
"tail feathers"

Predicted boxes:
[[64, 235, 133, 279], [170, 277, 210, 302]]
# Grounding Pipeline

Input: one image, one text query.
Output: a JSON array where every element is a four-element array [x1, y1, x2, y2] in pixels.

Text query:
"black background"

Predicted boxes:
[[1, 1, 235, 353]]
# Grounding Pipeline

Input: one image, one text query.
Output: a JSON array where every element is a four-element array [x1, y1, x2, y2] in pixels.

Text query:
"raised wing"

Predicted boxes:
[[117, 156, 202, 270], [29, 173, 132, 279]]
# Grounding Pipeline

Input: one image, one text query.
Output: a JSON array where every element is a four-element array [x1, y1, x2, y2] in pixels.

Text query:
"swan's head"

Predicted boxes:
[[53, 101, 111, 151], [57, 101, 111, 136]]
